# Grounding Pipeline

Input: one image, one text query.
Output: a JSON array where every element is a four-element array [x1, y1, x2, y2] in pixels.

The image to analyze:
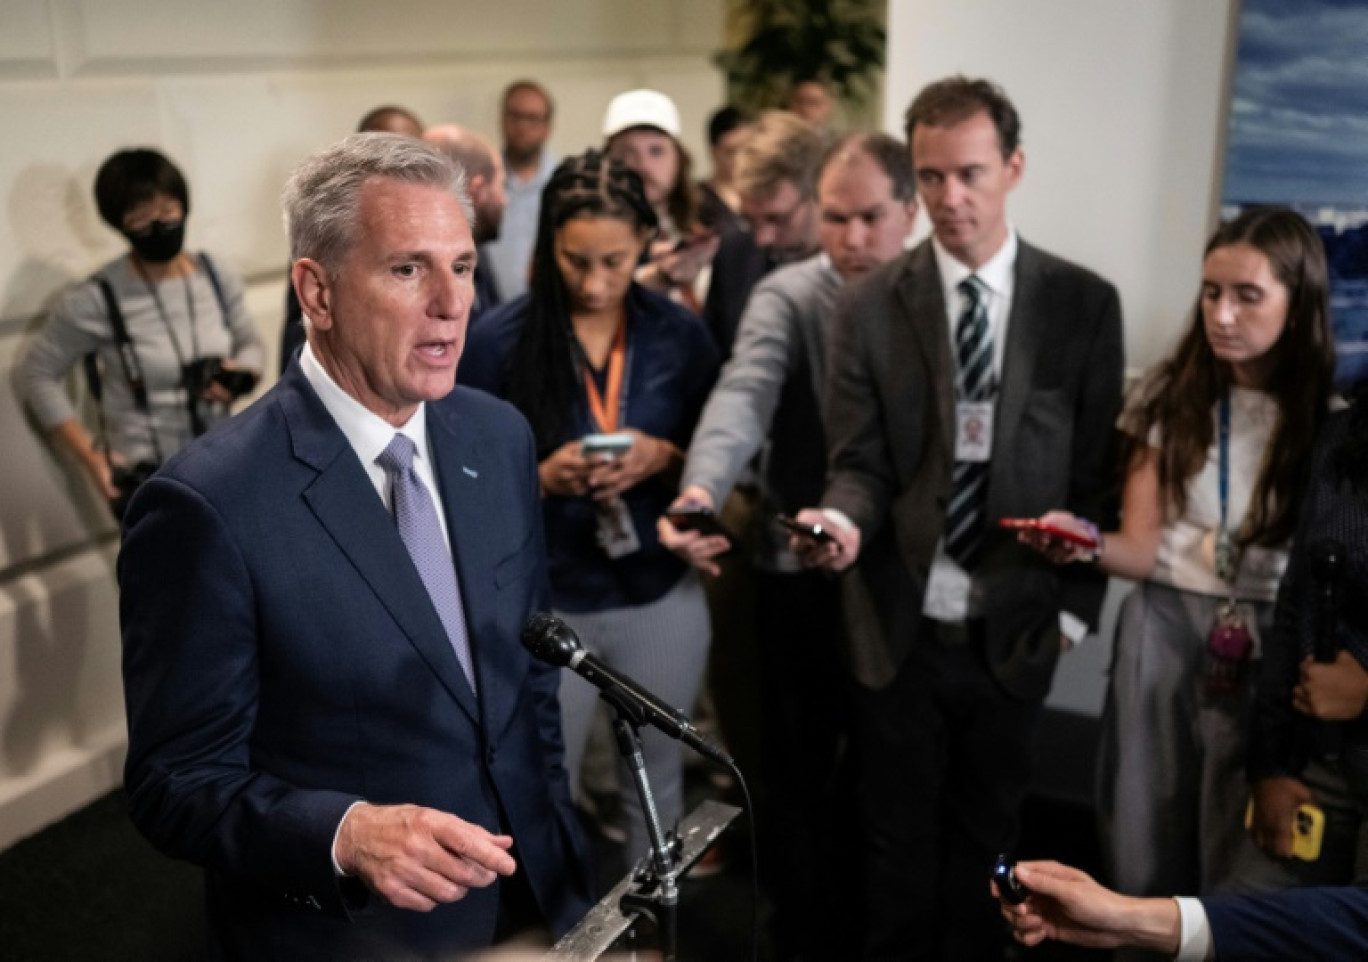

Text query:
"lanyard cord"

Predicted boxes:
[[1214, 392, 1244, 591], [1219, 393, 1230, 533], [134, 257, 206, 438], [135, 260, 200, 370], [580, 320, 628, 433]]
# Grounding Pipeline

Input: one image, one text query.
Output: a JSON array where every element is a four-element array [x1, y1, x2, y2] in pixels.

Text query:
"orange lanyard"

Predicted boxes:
[[582, 321, 627, 433]]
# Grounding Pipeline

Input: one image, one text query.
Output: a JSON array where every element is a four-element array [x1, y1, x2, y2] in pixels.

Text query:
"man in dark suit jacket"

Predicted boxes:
[[120, 133, 590, 960], [999, 858, 1368, 960], [795, 77, 1123, 960]]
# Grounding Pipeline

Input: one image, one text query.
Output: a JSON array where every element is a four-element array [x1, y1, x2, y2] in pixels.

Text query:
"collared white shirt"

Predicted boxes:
[[300, 342, 453, 552], [933, 228, 1017, 383], [922, 230, 1018, 624]]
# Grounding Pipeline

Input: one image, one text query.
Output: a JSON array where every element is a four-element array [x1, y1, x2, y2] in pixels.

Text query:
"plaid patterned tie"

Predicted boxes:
[[378, 434, 477, 692], [944, 275, 993, 570]]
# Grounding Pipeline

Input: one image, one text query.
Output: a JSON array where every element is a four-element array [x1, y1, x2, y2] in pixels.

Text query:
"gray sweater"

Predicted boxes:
[[20, 253, 263, 465]]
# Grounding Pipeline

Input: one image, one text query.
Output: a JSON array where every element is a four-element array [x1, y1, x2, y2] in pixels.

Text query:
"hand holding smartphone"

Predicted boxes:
[[1245, 799, 1325, 861], [775, 514, 839, 549], [664, 505, 737, 553], [581, 432, 634, 460], [998, 517, 1099, 549], [671, 230, 717, 254]]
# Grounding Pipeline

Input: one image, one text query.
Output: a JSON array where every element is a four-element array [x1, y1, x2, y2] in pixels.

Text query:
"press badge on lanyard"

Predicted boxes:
[[583, 323, 641, 559], [955, 402, 994, 462], [1204, 395, 1253, 697]]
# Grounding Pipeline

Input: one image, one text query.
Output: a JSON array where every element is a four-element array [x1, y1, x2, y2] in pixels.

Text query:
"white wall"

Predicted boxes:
[[0, 0, 724, 849], [885, 0, 1238, 713]]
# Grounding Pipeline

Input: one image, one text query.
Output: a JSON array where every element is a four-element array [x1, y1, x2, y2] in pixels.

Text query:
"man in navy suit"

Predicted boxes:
[[998, 859, 1368, 960], [120, 133, 591, 959]]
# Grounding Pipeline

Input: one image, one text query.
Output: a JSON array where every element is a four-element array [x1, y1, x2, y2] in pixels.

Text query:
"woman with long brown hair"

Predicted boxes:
[[1021, 207, 1337, 898]]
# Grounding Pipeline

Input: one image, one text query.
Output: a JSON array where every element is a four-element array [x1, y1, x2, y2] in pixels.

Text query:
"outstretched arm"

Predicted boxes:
[[995, 860, 1181, 954]]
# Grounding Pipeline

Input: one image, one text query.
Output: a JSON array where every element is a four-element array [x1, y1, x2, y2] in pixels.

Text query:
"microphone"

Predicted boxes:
[[522, 613, 734, 766], [1312, 539, 1344, 664]]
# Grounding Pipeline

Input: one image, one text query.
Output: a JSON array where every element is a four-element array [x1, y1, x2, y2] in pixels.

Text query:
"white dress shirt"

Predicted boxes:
[[300, 342, 453, 551]]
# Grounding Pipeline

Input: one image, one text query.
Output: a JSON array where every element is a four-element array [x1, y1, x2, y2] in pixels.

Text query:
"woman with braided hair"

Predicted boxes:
[[460, 149, 719, 869]]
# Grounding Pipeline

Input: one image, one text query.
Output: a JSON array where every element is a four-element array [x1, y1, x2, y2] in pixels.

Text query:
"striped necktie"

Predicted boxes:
[[944, 275, 993, 570]]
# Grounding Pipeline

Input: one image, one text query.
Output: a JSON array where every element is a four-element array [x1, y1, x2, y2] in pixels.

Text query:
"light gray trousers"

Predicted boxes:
[[1098, 580, 1366, 899], [555, 571, 711, 865]]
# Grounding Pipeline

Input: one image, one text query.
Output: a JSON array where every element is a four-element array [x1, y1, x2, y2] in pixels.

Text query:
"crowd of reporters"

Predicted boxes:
[[20, 68, 1368, 961]]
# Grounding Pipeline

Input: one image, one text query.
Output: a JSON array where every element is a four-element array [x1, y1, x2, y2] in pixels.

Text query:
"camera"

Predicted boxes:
[[110, 460, 159, 521], [182, 357, 257, 398]]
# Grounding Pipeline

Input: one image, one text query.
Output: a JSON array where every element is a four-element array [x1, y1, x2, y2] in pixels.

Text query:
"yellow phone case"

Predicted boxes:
[[1245, 799, 1324, 861]]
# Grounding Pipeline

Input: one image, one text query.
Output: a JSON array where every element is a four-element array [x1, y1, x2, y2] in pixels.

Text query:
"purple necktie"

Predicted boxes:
[[377, 434, 476, 693]]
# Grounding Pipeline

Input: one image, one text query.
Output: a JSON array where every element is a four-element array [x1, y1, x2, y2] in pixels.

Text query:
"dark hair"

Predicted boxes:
[[607, 129, 701, 233], [505, 150, 657, 453], [1122, 206, 1335, 548], [823, 132, 914, 202], [93, 148, 189, 230], [666, 143, 700, 232], [356, 104, 423, 135], [903, 76, 1021, 159], [707, 106, 748, 147], [502, 79, 555, 121]]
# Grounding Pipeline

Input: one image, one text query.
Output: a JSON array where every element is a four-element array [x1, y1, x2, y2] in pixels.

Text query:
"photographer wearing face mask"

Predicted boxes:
[[19, 147, 264, 520]]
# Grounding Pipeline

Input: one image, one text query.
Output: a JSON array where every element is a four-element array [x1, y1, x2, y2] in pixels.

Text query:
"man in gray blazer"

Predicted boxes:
[[796, 77, 1124, 960], [660, 132, 918, 960]]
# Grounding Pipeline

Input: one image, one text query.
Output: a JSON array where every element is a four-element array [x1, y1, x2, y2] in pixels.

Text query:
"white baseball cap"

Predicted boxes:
[[602, 89, 681, 140]]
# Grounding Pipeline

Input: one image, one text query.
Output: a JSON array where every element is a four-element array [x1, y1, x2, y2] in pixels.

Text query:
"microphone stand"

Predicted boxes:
[[601, 687, 681, 961]]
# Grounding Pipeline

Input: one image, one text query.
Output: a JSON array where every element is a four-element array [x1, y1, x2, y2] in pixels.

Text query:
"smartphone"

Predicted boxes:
[[998, 517, 1099, 549], [581, 432, 634, 459], [1244, 800, 1324, 862], [992, 853, 1027, 905], [775, 514, 837, 547], [671, 230, 716, 253], [665, 506, 737, 549]]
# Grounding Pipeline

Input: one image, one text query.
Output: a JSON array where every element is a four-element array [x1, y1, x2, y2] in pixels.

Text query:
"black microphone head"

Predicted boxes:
[[1312, 539, 1345, 583], [521, 612, 582, 667]]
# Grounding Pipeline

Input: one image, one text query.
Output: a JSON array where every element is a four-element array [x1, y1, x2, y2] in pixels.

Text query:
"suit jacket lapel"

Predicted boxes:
[[281, 369, 480, 724], [426, 399, 521, 737], [896, 243, 956, 464], [994, 241, 1046, 499]]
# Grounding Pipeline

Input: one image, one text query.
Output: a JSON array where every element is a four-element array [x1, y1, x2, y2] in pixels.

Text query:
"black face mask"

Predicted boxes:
[[123, 219, 185, 263]]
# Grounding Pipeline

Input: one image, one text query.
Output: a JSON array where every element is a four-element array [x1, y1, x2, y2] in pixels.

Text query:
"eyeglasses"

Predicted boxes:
[[746, 196, 812, 233], [505, 109, 549, 125]]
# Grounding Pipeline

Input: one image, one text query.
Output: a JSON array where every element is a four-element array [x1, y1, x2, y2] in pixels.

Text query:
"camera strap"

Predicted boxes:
[[81, 255, 232, 464], [92, 276, 150, 413], [84, 274, 166, 469]]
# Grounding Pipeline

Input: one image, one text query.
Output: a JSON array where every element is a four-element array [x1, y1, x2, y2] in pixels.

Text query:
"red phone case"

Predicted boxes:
[[998, 517, 1098, 549]]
